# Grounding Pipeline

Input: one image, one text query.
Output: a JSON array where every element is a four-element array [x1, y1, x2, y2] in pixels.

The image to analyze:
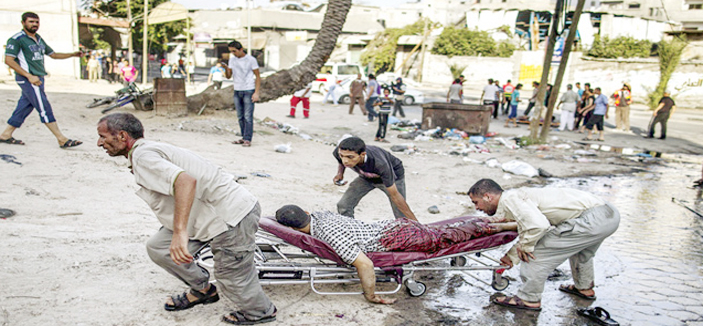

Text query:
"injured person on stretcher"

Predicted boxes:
[[275, 205, 518, 304]]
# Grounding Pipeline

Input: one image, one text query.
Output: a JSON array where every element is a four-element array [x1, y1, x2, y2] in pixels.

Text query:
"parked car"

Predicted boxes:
[[312, 62, 365, 93], [324, 79, 424, 105]]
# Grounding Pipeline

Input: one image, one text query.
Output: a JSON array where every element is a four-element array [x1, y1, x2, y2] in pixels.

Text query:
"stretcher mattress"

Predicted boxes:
[[259, 216, 518, 268]]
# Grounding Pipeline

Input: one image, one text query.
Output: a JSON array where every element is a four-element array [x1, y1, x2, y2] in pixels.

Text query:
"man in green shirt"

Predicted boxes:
[[0, 12, 83, 148]]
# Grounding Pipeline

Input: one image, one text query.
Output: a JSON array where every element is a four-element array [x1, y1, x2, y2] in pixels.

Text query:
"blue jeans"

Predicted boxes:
[[234, 90, 255, 141], [366, 96, 378, 120]]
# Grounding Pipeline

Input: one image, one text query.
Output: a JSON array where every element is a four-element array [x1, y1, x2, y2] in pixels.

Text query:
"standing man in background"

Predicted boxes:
[[0, 11, 83, 148], [613, 83, 632, 132], [349, 73, 367, 116], [557, 84, 579, 131], [501, 80, 515, 115], [207, 62, 225, 90], [480, 78, 499, 119], [447, 78, 462, 104], [365, 74, 380, 121], [646, 90, 676, 140], [223, 40, 261, 148], [391, 77, 406, 118]]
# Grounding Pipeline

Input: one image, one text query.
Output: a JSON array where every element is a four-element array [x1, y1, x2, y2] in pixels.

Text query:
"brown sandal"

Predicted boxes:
[[232, 139, 245, 145], [492, 295, 542, 311]]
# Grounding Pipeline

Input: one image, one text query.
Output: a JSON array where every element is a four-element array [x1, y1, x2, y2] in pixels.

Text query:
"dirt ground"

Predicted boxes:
[[0, 76, 701, 326]]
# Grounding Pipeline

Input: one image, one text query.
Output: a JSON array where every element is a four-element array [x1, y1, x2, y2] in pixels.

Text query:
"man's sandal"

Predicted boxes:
[[0, 137, 25, 145], [232, 139, 246, 145], [60, 139, 83, 149], [577, 307, 619, 326], [164, 284, 219, 311], [559, 284, 596, 300], [223, 308, 277, 325], [492, 295, 542, 311]]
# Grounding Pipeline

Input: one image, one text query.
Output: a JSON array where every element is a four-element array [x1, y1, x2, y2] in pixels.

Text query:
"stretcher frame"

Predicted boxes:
[[196, 226, 515, 297]]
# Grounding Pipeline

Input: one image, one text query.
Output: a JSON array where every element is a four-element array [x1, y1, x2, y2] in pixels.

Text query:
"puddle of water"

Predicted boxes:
[[422, 160, 703, 325]]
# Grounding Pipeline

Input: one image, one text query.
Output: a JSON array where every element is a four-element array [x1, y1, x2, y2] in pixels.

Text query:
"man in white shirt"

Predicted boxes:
[[480, 78, 500, 119], [287, 82, 312, 118], [557, 84, 580, 131], [97, 112, 277, 324], [468, 179, 620, 311], [223, 40, 260, 147]]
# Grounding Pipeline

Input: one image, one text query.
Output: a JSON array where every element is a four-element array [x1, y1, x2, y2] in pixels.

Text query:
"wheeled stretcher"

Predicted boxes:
[[229, 216, 518, 297]]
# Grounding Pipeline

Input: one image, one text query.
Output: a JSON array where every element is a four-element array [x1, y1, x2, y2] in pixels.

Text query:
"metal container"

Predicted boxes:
[[154, 78, 187, 117], [421, 102, 492, 135]]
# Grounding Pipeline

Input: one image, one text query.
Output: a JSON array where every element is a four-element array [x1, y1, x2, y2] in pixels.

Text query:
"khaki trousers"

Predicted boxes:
[[146, 203, 275, 320], [615, 105, 630, 131], [516, 203, 620, 302]]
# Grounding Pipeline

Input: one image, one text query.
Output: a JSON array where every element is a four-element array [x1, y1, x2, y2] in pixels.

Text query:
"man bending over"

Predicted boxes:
[[275, 205, 517, 304]]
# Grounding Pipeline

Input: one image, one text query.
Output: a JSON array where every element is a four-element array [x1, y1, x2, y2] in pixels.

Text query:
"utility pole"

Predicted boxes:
[[247, 0, 252, 52], [142, 0, 148, 86], [528, 0, 564, 141], [127, 0, 133, 66], [416, 18, 429, 83], [539, 0, 586, 141]]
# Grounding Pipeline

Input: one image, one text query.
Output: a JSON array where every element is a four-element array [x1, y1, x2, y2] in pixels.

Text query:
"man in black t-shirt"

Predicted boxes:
[[646, 90, 676, 139], [333, 137, 418, 221]]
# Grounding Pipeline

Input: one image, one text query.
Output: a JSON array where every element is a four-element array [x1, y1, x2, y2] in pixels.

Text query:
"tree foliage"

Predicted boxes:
[[431, 27, 515, 57], [82, 0, 187, 54], [587, 35, 651, 59], [360, 20, 427, 74], [647, 36, 686, 109]]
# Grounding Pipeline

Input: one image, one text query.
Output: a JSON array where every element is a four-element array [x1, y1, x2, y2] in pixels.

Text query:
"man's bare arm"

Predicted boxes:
[[48, 51, 82, 60], [352, 252, 396, 304], [170, 172, 197, 265], [387, 184, 417, 221], [252, 68, 261, 102]]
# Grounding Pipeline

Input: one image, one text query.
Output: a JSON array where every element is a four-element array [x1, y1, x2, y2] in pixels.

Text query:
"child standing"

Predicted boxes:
[[374, 88, 394, 142], [506, 83, 522, 128], [288, 82, 313, 118]]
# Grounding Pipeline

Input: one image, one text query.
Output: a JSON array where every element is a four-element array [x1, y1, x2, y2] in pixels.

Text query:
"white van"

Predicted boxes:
[[312, 62, 365, 93]]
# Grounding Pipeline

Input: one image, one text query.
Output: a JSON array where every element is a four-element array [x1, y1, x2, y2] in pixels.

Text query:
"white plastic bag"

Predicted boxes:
[[501, 160, 538, 177], [274, 143, 292, 153]]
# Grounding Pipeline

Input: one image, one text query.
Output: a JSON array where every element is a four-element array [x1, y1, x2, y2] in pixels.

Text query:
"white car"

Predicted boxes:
[[325, 79, 424, 105]]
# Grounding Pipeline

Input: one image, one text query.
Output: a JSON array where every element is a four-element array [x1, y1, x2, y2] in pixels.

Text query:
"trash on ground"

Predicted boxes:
[[495, 137, 519, 149], [274, 143, 292, 153], [554, 144, 572, 149], [299, 133, 312, 140], [538, 168, 554, 178], [428, 205, 440, 214], [469, 136, 486, 144], [390, 144, 416, 153], [0, 154, 21, 165], [485, 158, 501, 168], [501, 160, 539, 177], [251, 172, 271, 178], [574, 149, 597, 156]]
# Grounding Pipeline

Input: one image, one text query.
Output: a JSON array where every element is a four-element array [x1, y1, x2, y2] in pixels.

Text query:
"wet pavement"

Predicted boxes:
[[418, 159, 703, 325]]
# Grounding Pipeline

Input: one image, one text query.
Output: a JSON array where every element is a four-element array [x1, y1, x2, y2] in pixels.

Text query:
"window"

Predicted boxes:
[[502, 0, 507, 2], [689, 3, 702, 9], [628, 3, 640, 8]]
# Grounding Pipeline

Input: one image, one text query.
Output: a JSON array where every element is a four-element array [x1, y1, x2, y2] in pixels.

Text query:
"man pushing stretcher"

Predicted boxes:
[[274, 205, 517, 304]]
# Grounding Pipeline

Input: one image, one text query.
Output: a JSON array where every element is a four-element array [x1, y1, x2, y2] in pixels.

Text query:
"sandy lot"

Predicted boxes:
[[0, 76, 700, 325]]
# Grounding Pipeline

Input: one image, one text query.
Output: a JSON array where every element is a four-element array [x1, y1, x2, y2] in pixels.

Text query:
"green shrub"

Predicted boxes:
[[587, 35, 651, 58], [360, 20, 426, 74], [431, 27, 515, 58]]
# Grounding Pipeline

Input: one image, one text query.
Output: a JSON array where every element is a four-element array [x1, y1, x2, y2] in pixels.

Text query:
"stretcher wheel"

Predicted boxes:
[[405, 280, 427, 297], [450, 256, 467, 266], [491, 276, 510, 291]]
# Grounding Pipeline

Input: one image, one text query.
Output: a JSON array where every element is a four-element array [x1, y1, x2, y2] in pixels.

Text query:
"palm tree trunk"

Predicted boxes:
[[187, 0, 352, 111]]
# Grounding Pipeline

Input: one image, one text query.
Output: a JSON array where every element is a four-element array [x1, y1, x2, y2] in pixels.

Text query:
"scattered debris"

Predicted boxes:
[[485, 158, 501, 168], [0, 154, 21, 165], [274, 143, 292, 153], [0, 208, 16, 219], [501, 160, 539, 177], [469, 136, 485, 144], [574, 149, 597, 156], [251, 172, 271, 178], [538, 168, 554, 178], [428, 205, 440, 214]]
